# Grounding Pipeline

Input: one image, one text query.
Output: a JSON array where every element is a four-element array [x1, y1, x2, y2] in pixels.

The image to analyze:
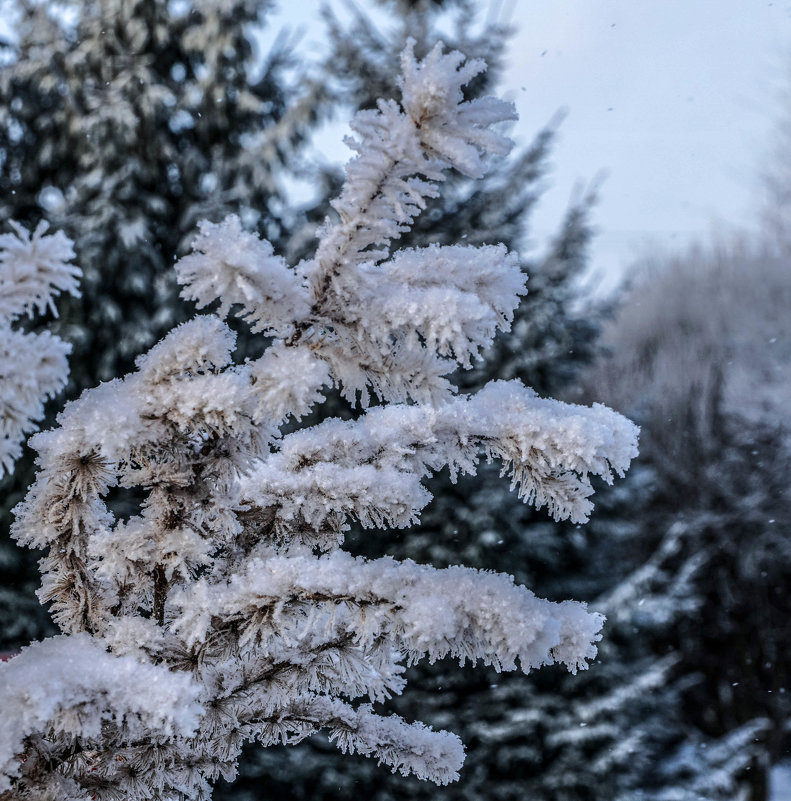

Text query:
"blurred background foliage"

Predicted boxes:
[[0, 1, 789, 800]]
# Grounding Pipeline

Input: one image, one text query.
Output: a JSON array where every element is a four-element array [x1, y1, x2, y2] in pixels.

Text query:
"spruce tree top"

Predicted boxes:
[[2, 42, 637, 801]]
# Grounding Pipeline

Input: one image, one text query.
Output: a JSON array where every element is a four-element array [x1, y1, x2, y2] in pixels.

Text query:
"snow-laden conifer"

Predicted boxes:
[[3, 42, 638, 800], [0, 221, 79, 477]]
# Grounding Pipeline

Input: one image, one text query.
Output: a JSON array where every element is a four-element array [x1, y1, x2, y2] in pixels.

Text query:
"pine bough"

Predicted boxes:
[[0, 221, 80, 477], [2, 42, 638, 800]]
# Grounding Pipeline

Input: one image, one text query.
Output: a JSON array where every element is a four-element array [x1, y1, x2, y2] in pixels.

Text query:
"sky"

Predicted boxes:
[[3, 1, 791, 287], [502, 0, 791, 283], [264, 0, 791, 288]]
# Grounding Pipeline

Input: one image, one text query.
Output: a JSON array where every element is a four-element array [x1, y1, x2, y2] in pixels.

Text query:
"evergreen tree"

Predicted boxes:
[[0, 43, 637, 800], [315, 0, 599, 392], [0, 0, 321, 651], [0, 0, 311, 387], [576, 240, 791, 801], [217, 3, 604, 800]]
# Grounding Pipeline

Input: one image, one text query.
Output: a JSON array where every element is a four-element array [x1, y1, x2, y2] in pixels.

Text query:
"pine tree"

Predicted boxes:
[[0, 0, 322, 651], [0, 42, 638, 801], [575, 239, 791, 800], [315, 0, 599, 391], [218, 5, 603, 799], [0, 0, 314, 387]]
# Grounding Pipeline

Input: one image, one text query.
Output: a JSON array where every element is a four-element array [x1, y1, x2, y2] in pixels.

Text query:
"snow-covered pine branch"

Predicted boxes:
[[3, 42, 638, 800], [241, 380, 635, 552], [177, 39, 521, 406], [0, 221, 80, 477], [0, 634, 202, 797]]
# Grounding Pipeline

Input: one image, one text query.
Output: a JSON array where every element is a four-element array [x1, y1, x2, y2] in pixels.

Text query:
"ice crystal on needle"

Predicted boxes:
[[3, 42, 638, 801]]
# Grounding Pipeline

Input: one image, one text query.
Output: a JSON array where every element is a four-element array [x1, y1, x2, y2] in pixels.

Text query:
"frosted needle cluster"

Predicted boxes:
[[2, 41, 638, 801], [0, 221, 80, 477]]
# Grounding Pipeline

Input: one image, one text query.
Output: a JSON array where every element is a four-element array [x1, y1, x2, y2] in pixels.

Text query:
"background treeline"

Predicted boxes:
[[0, 1, 788, 800]]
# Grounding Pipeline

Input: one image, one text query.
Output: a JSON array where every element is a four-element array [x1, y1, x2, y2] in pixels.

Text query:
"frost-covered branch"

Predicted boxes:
[[173, 550, 603, 674], [311, 40, 514, 277], [0, 221, 80, 476], [4, 41, 637, 801], [243, 380, 637, 553], [177, 41, 522, 406], [0, 634, 201, 796]]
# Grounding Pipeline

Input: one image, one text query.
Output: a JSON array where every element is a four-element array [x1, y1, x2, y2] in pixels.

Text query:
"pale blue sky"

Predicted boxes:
[[266, 0, 791, 287]]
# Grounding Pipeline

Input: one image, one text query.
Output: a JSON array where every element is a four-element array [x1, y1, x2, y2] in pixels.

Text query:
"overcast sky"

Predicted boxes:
[[266, 0, 791, 287], [503, 0, 791, 282], [5, 1, 791, 287]]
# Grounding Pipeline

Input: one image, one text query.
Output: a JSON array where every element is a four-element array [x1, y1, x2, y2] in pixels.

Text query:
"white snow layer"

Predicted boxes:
[[0, 634, 201, 792]]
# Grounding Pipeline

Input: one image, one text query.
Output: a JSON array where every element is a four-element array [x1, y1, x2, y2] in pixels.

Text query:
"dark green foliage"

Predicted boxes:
[[574, 242, 791, 801]]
